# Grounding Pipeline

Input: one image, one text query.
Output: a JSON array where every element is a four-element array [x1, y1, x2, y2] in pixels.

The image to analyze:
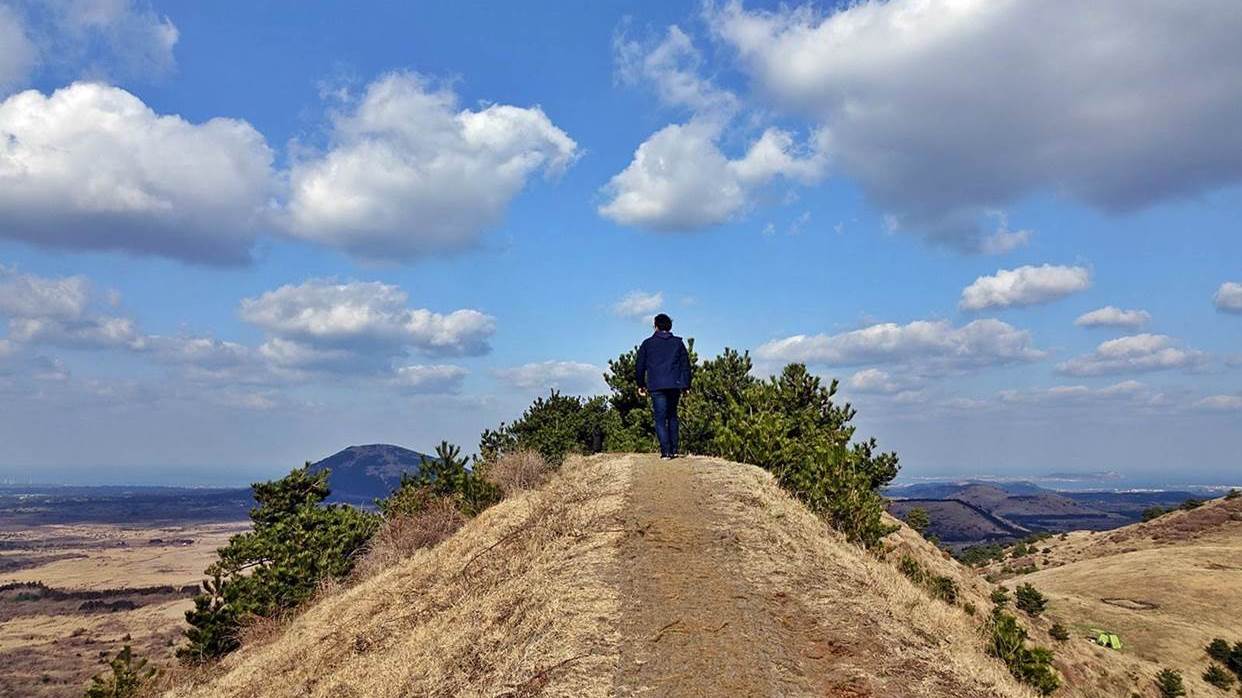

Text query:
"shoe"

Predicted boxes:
[[660, 454, 672, 460]]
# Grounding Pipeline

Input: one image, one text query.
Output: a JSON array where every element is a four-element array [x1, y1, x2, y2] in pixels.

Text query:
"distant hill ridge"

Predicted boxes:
[[308, 444, 431, 505]]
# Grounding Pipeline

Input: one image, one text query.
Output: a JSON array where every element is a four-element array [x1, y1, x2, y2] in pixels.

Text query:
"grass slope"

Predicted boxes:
[[164, 454, 1036, 697]]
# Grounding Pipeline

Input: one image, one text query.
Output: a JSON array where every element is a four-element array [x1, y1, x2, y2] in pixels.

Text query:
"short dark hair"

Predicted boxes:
[[654, 313, 672, 331]]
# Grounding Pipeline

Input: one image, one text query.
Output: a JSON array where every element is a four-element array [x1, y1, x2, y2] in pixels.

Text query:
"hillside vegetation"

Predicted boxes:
[[991, 494, 1242, 696], [161, 454, 1035, 697]]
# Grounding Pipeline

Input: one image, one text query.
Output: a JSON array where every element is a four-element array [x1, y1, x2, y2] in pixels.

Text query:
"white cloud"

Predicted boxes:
[[239, 278, 495, 357], [1215, 281, 1242, 313], [0, 5, 36, 91], [979, 213, 1031, 255], [614, 25, 738, 117], [1057, 334, 1206, 376], [0, 264, 139, 349], [392, 364, 468, 394], [756, 318, 1045, 373], [0, 83, 276, 264], [613, 290, 664, 319], [960, 264, 1090, 310], [602, 25, 825, 232], [285, 72, 577, 260], [709, 1, 1242, 249], [1075, 306, 1151, 328], [846, 368, 912, 395], [999, 380, 1162, 406], [493, 360, 603, 392], [0, 1, 177, 90], [599, 120, 825, 230], [1195, 394, 1242, 411]]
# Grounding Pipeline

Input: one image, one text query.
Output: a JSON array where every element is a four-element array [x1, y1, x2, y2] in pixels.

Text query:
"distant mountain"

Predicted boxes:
[[309, 444, 431, 505]]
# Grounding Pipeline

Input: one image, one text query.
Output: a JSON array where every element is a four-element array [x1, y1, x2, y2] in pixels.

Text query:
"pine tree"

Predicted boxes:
[[1015, 583, 1048, 616], [904, 507, 930, 535], [179, 465, 378, 661], [86, 645, 154, 697]]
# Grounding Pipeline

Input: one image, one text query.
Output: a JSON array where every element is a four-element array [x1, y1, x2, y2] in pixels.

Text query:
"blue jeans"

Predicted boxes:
[[650, 389, 681, 456]]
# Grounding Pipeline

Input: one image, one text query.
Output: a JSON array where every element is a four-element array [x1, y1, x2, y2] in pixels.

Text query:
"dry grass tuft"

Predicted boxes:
[[351, 498, 467, 582], [483, 449, 555, 495]]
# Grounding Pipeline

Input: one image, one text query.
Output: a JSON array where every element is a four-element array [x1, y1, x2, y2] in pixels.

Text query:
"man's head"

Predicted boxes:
[[654, 313, 672, 332]]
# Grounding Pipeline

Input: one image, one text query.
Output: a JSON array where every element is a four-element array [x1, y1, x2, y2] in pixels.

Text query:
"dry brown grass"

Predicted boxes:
[[483, 449, 555, 495], [979, 495, 1242, 697], [165, 455, 629, 698], [350, 498, 468, 582], [691, 459, 1038, 697]]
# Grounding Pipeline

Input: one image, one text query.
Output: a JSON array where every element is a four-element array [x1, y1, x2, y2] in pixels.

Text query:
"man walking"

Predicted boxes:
[[635, 313, 691, 459]]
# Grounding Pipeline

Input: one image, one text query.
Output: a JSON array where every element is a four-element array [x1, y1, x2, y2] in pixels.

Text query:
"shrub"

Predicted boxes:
[[991, 587, 1011, 608], [1207, 638, 1231, 663], [492, 348, 901, 548], [85, 645, 154, 697], [481, 392, 616, 465], [352, 498, 467, 581], [1142, 506, 1167, 522], [1015, 583, 1048, 617], [963, 601, 977, 616], [481, 449, 553, 495], [383, 442, 501, 519], [1226, 488, 1240, 500], [904, 507, 930, 535], [1181, 498, 1206, 511], [986, 609, 1060, 696], [1010, 542, 1032, 558], [1050, 623, 1070, 641], [1229, 641, 1242, 678], [1204, 664, 1235, 689], [956, 544, 1005, 566], [1155, 669, 1186, 697], [178, 466, 379, 662], [898, 554, 925, 584], [929, 575, 959, 604]]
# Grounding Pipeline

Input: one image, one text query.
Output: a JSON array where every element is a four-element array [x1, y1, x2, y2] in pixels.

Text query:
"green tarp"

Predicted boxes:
[[1094, 632, 1122, 649]]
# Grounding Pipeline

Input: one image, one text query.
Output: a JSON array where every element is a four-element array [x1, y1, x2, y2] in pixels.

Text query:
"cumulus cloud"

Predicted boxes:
[[602, 25, 825, 232], [0, 83, 276, 263], [709, 0, 1242, 249], [239, 278, 495, 358], [1057, 334, 1206, 376], [599, 120, 825, 231], [1215, 282, 1242, 313], [494, 360, 603, 392], [1075, 306, 1151, 328], [285, 72, 577, 260], [613, 290, 664, 319], [756, 318, 1044, 374], [0, 264, 139, 349], [960, 265, 1090, 311], [392, 364, 468, 394]]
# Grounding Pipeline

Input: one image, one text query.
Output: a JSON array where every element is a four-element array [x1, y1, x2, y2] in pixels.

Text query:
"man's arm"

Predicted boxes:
[[634, 341, 648, 392], [677, 340, 691, 390]]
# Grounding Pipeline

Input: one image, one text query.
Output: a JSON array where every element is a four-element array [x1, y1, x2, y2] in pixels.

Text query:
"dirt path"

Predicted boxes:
[[612, 454, 846, 697]]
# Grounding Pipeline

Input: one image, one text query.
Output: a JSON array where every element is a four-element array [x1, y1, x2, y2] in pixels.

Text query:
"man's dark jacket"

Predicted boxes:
[[635, 331, 691, 391]]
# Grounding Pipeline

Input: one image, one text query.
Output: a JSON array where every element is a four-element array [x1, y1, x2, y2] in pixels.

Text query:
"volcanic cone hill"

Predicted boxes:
[[162, 455, 1241, 698]]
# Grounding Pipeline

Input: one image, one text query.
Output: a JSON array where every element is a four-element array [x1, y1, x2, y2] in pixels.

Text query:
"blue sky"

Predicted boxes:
[[0, 0, 1239, 486]]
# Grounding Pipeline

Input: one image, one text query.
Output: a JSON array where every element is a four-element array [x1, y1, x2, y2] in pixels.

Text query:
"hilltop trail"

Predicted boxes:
[[167, 453, 1030, 698], [612, 455, 868, 697]]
